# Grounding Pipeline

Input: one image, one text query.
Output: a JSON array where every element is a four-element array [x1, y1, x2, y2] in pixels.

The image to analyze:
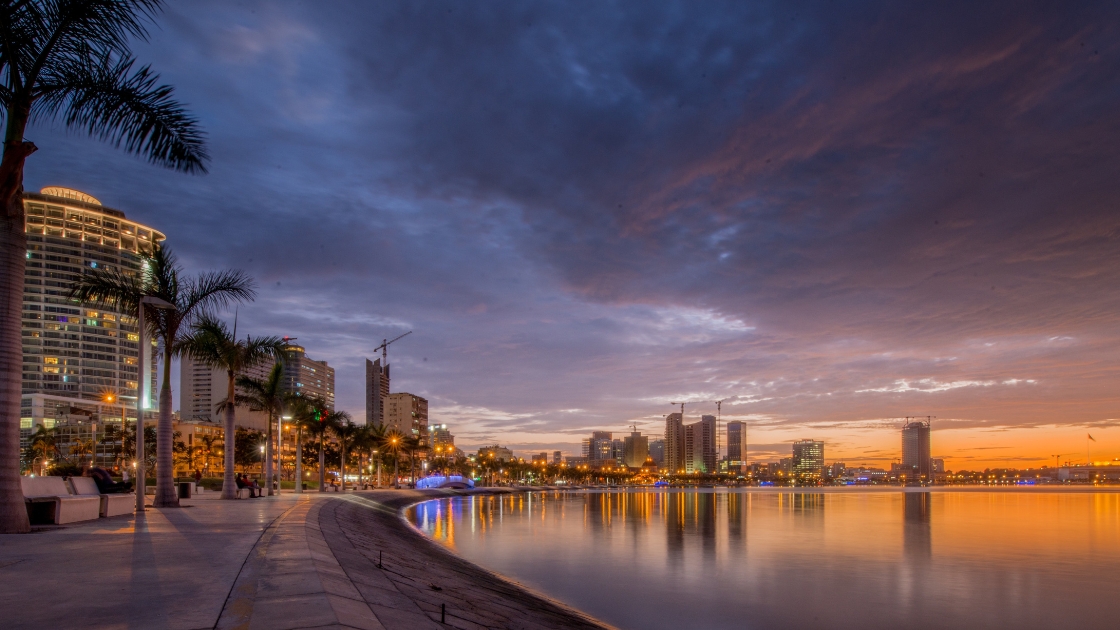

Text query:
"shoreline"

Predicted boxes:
[[215, 489, 614, 629]]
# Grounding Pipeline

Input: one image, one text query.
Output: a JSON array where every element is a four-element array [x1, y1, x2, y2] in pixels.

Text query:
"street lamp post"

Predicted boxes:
[[278, 414, 291, 495], [135, 295, 176, 513]]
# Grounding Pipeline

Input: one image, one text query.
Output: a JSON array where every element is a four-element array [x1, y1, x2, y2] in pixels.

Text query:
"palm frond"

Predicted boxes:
[[34, 44, 207, 173], [67, 264, 142, 312], [179, 269, 256, 321]]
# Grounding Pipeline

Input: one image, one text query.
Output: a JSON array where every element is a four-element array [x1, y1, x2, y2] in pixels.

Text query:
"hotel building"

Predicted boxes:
[[384, 392, 429, 443], [20, 187, 161, 468], [792, 439, 825, 482]]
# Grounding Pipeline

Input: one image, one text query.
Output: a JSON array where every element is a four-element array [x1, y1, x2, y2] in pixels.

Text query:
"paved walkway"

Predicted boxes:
[[0, 489, 609, 630]]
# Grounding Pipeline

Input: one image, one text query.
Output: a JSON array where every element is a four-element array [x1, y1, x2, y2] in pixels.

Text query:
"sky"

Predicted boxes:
[[23, 1, 1120, 469]]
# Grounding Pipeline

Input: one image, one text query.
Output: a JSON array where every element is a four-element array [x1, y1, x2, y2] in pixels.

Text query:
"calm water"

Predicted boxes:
[[407, 489, 1120, 630]]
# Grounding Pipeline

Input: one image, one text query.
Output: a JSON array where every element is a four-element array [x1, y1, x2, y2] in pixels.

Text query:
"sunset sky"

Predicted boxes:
[[23, 1, 1120, 468]]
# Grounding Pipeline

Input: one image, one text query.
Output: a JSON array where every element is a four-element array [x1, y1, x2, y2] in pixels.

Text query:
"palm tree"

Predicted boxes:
[[0, 1, 207, 533], [70, 244, 254, 507], [289, 396, 324, 494], [403, 435, 427, 489], [332, 416, 358, 492], [197, 433, 221, 477], [237, 363, 294, 496], [302, 410, 331, 492], [384, 430, 404, 489], [69, 438, 95, 471], [28, 425, 58, 475], [180, 317, 283, 499]]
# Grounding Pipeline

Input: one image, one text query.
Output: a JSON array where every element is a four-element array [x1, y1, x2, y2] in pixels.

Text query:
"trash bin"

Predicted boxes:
[[178, 481, 193, 499]]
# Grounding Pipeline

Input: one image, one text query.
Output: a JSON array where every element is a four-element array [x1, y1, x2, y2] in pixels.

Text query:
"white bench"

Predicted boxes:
[[68, 476, 134, 518], [20, 476, 101, 524]]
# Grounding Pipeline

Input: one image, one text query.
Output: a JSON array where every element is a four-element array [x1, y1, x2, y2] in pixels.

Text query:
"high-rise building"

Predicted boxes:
[[279, 342, 335, 410], [365, 358, 389, 426], [178, 354, 272, 429], [665, 413, 684, 472], [685, 415, 717, 473], [431, 423, 454, 447], [792, 439, 825, 481], [553, 450, 562, 464], [902, 419, 932, 483], [648, 439, 665, 466], [478, 445, 513, 462], [384, 392, 428, 443], [21, 188, 162, 463], [727, 420, 747, 470], [583, 431, 614, 462], [622, 431, 648, 468]]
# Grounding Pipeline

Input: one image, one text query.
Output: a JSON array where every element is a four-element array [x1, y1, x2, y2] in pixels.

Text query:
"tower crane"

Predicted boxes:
[[669, 402, 686, 416], [1051, 454, 1071, 468], [373, 331, 412, 363]]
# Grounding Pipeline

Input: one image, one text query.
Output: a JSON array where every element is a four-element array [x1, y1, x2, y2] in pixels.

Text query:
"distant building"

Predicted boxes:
[[430, 423, 454, 447], [665, 413, 685, 472], [384, 392, 428, 443], [792, 440, 824, 481], [364, 358, 389, 426], [622, 431, 649, 468], [779, 458, 793, 475], [726, 421, 747, 471], [828, 462, 847, 479], [648, 439, 665, 466], [279, 341, 335, 410], [612, 438, 625, 465], [531, 452, 549, 464], [902, 419, 932, 483], [931, 458, 945, 474], [583, 431, 614, 462], [478, 445, 514, 462], [684, 415, 717, 473], [553, 450, 562, 464]]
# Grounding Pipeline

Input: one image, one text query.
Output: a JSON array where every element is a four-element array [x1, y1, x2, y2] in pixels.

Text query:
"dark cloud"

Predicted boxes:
[[22, 1, 1120, 463]]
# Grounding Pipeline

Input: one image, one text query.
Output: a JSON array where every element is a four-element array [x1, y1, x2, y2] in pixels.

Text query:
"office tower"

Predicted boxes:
[[384, 392, 429, 443], [431, 423, 454, 447], [280, 341, 335, 410], [623, 431, 649, 468], [583, 431, 613, 462], [365, 357, 389, 426], [478, 445, 513, 462], [902, 419, 932, 482], [665, 413, 684, 472], [727, 420, 747, 470], [553, 450, 562, 464], [685, 415, 717, 473], [648, 439, 665, 466], [612, 438, 625, 465], [792, 439, 825, 481]]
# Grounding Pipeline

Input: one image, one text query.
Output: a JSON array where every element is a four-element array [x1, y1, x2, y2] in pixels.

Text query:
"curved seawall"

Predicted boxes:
[[216, 489, 611, 630]]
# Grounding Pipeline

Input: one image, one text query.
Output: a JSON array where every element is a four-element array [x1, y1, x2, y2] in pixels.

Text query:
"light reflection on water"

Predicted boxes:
[[407, 490, 1120, 630]]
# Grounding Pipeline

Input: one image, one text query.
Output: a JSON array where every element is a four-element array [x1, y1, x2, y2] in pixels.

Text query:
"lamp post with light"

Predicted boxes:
[[373, 449, 380, 488], [135, 295, 176, 512], [277, 414, 291, 495]]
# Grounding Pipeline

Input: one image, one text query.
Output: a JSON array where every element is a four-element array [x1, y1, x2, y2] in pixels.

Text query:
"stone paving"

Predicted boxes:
[[0, 488, 611, 630]]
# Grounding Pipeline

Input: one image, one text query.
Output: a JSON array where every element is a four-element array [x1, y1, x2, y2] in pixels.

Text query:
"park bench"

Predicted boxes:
[[20, 476, 100, 525], [68, 476, 134, 518]]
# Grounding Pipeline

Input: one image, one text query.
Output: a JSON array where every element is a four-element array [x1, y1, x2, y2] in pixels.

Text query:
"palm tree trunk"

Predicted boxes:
[[394, 456, 400, 489], [318, 433, 325, 492], [221, 371, 237, 500], [0, 123, 35, 533], [295, 427, 303, 494], [341, 442, 347, 493], [153, 349, 178, 507], [265, 411, 274, 496], [358, 452, 363, 490]]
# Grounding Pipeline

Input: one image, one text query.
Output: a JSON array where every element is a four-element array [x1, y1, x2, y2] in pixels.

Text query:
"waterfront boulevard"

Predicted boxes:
[[0, 489, 605, 630]]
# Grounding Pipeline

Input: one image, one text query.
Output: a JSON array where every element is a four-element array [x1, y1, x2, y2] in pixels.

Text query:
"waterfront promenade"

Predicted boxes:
[[0, 489, 609, 630]]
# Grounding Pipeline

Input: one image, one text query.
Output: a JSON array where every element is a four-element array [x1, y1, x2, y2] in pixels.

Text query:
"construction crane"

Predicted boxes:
[[373, 331, 412, 363], [1051, 454, 1070, 468], [669, 402, 686, 416]]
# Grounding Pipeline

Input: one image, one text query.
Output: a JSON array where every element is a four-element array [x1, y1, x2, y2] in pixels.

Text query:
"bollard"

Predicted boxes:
[[441, 603, 446, 623]]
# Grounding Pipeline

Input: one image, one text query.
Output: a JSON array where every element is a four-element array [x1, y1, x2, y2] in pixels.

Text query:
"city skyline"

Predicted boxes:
[[20, 2, 1120, 468]]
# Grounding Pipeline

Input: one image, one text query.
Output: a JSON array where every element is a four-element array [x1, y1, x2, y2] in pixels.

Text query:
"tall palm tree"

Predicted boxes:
[[197, 433, 221, 477], [180, 317, 284, 499], [0, 1, 207, 533], [302, 409, 331, 492], [237, 363, 293, 496], [288, 396, 323, 494], [384, 430, 404, 489], [69, 438, 95, 470], [28, 425, 58, 475], [332, 417, 358, 492], [70, 245, 253, 507]]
